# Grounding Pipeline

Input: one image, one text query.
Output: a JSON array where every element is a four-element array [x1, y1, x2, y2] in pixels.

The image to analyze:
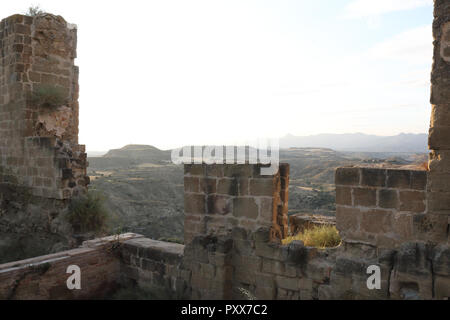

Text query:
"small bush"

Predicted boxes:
[[67, 191, 109, 234], [282, 225, 341, 248], [29, 85, 67, 109], [25, 5, 45, 17]]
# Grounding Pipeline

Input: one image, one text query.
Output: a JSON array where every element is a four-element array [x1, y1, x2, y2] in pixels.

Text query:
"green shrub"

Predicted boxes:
[[25, 5, 45, 17], [67, 191, 109, 234], [282, 225, 341, 248], [29, 85, 67, 109]]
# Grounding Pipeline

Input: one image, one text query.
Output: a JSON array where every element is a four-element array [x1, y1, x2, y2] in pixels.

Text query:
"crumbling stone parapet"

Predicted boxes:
[[183, 163, 290, 245]]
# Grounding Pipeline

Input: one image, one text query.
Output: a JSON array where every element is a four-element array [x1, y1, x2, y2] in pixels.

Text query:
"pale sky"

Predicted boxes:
[[1, 0, 434, 151]]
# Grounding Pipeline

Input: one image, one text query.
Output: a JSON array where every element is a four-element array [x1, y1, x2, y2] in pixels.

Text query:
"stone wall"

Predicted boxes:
[[0, 234, 142, 299], [1, 1, 450, 300], [183, 163, 289, 245], [428, 0, 450, 244], [119, 237, 190, 299], [335, 167, 439, 247], [0, 14, 89, 262]]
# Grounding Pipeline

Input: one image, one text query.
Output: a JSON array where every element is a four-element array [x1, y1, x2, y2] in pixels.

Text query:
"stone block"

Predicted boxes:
[[249, 178, 276, 196], [233, 238, 254, 256], [207, 195, 232, 215], [428, 191, 450, 212], [399, 191, 426, 213], [335, 167, 360, 186], [335, 186, 352, 206], [432, 244, 450, 276], [435, 274, 450, 299], [254, 240, 284, 261], [410, 170, 427, 190], [378, 189, 399, 209], [353, 187, 376, 207], [360, 209, 393, 234], [255, 285, 276, 300], [387, 169, 411, 189], [237, 178, 249, 196], [335, 206, 361, 234], [184, 193, 205, 214], [223, 164, 254, 178], [184, 164, 205, 176], [262, 259, 286, 275], [184, 176, 199, 193], [275, 275, 300, 291], [392, 213, 414, 240], [233, 197, 258, 219], [430, 104, 450, 127], [429, 126, 450, 150], [258, 197, 274, 225], [412, 213, 448, 243], [360, 168, 386, 187], [428, 172, 450, 192], [429, 150, 450, 173], [205, 164, 224, 177], [217, 178, 238, 195], [235, 269, 256, 285]]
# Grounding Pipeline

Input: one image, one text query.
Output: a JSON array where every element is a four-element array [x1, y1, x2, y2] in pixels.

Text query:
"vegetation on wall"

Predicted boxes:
[[67, 190, 110, 234], [24, 5, 45, 17], [29, 85, 67, 109], [282, 225, 341, 248]]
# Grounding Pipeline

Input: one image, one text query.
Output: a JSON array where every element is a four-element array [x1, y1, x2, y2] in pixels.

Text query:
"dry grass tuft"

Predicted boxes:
[[282, 225, 341, 248]]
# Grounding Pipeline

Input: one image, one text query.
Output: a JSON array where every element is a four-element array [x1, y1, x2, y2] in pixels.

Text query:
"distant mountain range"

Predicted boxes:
[[279, 133, 428, 153], [87, 133, 429, 157]]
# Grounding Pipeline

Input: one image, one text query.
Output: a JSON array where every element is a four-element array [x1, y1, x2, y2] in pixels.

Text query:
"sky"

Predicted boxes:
[[1, 0, 435, 151]]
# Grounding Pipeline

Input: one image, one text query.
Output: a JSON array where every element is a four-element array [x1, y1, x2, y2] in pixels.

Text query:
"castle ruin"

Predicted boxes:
[[0, 14, 89, 261], [0, 1, 449, 300]]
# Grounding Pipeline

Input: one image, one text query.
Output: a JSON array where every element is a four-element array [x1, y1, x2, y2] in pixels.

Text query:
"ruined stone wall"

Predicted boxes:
[[0, 13, 88, 198], [180, 163, 449, 300], [428, 0, 450, 244], [0, 234, 142, 299], [2, 2, 450, 299], [183, 163, 289, 245], [333, 167, 449, 299], [0, 14, 89, 262], [334, 167, 438, 247], [119, 237, 190, 299]]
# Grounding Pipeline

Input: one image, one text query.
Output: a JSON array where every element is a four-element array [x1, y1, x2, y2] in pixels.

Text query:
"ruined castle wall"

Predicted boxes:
[[0, 234, 143, 299], [0, 14, 89, 262], [334, 167, 438, 247], [119, 237, 190, 299], [181, 162, 449, 300], [183, 163, 289, 245], [0, 14, 88, 200], [428, 0, 450, 244]]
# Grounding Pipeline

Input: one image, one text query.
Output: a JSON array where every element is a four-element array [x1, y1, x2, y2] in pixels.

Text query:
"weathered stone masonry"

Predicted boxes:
[[183, 164, 289, 245], [1, 2, 450, 299], [0, 14, 89, 261], [429, 0, 450, 241]]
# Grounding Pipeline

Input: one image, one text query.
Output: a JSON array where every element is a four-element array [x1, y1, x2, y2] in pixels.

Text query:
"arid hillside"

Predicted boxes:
[[87, 145, 427, 242]]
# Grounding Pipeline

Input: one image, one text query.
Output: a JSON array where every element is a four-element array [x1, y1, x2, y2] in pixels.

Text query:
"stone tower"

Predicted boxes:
[[0, 13, 89, 262]]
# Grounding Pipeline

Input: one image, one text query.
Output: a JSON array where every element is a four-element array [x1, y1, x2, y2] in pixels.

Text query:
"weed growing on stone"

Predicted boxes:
[[29, 85, 67, 109], [67, 190, 109, 234], [282, 225, 341, 248], [24, 5, 45, 17]]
